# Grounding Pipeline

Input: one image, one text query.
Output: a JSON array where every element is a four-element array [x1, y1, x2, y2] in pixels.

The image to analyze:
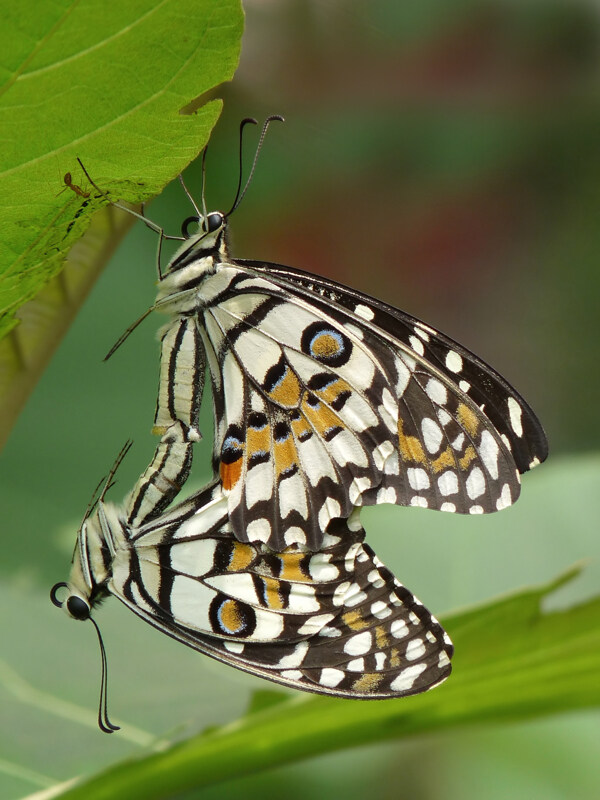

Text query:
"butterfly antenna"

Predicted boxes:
[[178, 172, 203, 220], [100, 440, 134, 502], [227, 115, 284, 216], [103, 306, 156, 361], [91, 616, 120, 733], [76, 158, 164, 237]]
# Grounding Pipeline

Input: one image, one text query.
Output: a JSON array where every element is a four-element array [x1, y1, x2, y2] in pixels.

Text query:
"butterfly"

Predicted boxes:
[[83, 118, 547, 551], [51, 467, 453, 727], [124, 222, 547, 551]]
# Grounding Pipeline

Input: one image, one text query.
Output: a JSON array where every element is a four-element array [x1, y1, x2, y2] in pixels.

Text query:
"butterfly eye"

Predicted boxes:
[[67, 595, 91, 620], [205, 212, 224, 233], [181, 216, 201, 238]]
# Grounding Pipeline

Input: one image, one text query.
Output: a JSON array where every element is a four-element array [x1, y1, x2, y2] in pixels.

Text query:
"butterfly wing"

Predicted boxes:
[[109, 483, 453, 698], [197, 263, 544, 549], [238, 258, 548, 473]]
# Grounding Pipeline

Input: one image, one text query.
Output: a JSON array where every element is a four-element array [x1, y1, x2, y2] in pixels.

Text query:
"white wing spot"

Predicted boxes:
[[344, 631, 373, 656], [281, 669, 303, 681], [405, 638, 426, 661], [276, 641, 309, 668], [469, 505, 484, 514], [391, 619, 409, 638], [508, 397, 523, 437], [426, 378, 448, 405], [466, 467, 485, 499], [410, 496, 429, 508], [390, 663, 427, 691], [437, 409, 452, 426], [320, 668, 345, 688], [438, 471, 458, 496], [347, 657, 365, 672], [349, 476, 372, 504], [354, 303, 375, 321], [223, 641, 245, 654], [377, 486, 398, 503], [479, 430, 500, 479], [409, 335, 425, 356], [445, 350, 463, 373], [284, 527, 307, 546], [318, 498, 341, 530], [371, 600, 392, 619], [459, 380, 471, 393], [496, 483, 512, 510], [408, 468, 430, 490], [246, 517, 272, 543], [422, 417, 443, 453], [440, 501, 456, 512], [451, 432, 465, 451]]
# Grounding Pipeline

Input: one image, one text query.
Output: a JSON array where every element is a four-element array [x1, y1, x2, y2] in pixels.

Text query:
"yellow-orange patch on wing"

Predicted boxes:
[[316, 378, 351, 405], [457, 403, 480, 436], [228, 542, 255, 571], [312, 333, 341, 359], [273, 431, 298, 475], [459, 445, 477, 471], [398, 418, 426, 465], [267, 368, 301, 407], [432, 446, 454, 473], [375, 625, 390, 648], [342, 610, 371, 631], [389, 648, 402, 668], [277, 552, 309, 581], [352, 673, 384, 692], [247, 424, 270, 457], [221, 459, 243, 490], [302, 396, 343, 437], [220, 599, 243, 633], [261, 576, 285, 610]]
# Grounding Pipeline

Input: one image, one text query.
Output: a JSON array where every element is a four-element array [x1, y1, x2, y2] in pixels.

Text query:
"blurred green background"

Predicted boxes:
[[1, 1, 599, 798]]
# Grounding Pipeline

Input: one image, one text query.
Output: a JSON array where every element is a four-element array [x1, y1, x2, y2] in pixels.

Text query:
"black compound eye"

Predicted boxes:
[[181, 216, 200, 238], [67, 596, 91, 620], [206, 212, 224, 233]]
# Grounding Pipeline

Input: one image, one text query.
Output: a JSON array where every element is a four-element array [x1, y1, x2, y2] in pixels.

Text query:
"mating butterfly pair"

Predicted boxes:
[[52, 120, 547, 729]]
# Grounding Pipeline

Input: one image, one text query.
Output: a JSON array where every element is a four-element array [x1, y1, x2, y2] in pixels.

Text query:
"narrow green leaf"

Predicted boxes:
[[38, 567, 600, 800]]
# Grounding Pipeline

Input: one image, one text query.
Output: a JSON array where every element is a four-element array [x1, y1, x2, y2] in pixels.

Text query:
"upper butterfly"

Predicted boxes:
[[99, 118, 548, 549]]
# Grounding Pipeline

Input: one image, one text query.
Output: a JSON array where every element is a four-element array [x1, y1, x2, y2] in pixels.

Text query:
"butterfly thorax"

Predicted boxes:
[[62, 502, 126, 619], [155, 217, 230, 315]]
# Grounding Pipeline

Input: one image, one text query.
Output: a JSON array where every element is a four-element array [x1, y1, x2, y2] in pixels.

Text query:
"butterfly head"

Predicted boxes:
[[50, 507, 112, 621]]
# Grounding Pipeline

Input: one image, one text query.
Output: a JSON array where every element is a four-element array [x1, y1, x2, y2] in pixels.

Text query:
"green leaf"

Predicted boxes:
[[0, 0, 243, 445], [31, 566, 600, 800]]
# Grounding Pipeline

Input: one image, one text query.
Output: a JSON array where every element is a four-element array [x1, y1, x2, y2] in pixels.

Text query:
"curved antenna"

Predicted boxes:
[[227, 117, 257, 216], [226, 115, 284, 217], [178, 173, 202, 221], [91, 616, 120, 733]]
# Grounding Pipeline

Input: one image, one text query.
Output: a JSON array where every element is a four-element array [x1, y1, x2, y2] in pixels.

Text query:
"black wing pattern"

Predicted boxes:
[[110, 482, 453, 698]]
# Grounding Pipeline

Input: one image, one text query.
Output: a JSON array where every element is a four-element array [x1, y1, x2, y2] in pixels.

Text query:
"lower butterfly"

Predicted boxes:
[[51, 452, 453, 730]]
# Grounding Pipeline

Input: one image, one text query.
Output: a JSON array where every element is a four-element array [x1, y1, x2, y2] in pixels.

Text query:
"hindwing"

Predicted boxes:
[[110, 483, 453, 698]]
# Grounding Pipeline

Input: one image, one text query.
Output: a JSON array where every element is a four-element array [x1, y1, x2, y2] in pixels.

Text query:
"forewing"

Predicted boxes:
[[199, 265, 530, 548], [238, 259, 548, 473]]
